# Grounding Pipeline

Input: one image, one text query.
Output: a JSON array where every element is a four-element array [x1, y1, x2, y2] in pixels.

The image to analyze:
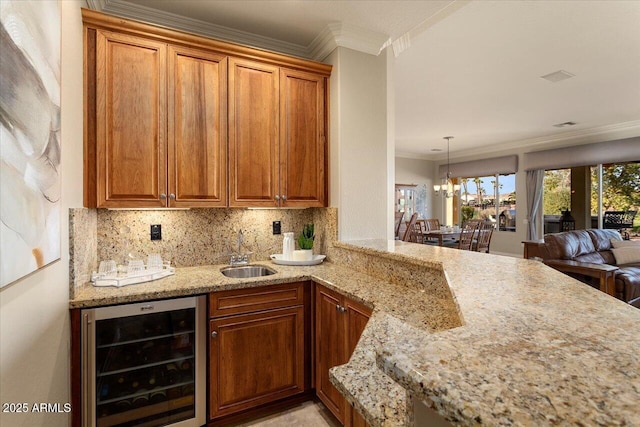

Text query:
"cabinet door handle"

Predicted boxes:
[[336, 304, 340, 311], [340, 306, 346, 313], [211, 331, 218, 338], [169, 193, 176, 200], [281, 195, 287, 201], [275, 195, 280, 201], [160, 193, 167, 199]]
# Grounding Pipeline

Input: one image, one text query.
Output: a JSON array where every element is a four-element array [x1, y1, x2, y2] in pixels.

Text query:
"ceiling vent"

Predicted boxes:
[[553, 121, 578, 128], [541, 70, 575, 83]]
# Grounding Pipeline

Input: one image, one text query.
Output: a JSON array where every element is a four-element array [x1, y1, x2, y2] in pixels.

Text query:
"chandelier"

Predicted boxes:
[[433, 136, 460, 198]]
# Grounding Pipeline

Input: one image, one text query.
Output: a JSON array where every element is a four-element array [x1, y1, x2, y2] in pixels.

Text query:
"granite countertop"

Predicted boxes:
[[70, 240, 640, 426], [70, 255, 458, 426], [338, 240, 640, 427]]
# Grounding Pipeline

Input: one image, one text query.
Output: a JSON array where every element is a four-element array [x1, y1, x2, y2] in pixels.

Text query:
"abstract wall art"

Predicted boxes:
[[1, 0, 61, 288]]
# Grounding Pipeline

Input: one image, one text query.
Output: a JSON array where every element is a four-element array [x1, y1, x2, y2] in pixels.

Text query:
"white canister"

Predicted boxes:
[[282, 232, 295, 260]]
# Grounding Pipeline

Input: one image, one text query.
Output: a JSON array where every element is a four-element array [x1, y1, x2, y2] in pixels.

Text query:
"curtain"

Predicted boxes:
[[526, 169, 544, 240]]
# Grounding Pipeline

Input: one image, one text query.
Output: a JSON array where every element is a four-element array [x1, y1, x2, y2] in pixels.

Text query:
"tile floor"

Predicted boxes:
[[228, 400, 340, 427]]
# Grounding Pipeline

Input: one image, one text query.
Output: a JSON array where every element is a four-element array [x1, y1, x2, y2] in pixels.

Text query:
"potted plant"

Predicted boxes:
[[294, 223, 315, 261]]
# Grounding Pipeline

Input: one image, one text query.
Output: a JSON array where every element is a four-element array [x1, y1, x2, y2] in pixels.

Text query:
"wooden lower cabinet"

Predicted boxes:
[[208, 283, 308, 421], [208, 282, 371, 425], [315, 285, 372, 426], [315, 286, 345, 419]]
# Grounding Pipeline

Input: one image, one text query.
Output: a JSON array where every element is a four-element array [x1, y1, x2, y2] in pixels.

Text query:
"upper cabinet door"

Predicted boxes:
[[95, 30, 167, 208], [168, 46, 228, 207], [279, 69, 327, 207], [228, 58, 280, 207]]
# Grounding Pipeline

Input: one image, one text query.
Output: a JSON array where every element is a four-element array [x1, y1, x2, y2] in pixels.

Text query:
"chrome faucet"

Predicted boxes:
[[230, 229, 250, 266]]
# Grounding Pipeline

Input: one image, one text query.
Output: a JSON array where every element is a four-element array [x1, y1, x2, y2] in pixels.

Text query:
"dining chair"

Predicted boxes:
[[409, 218, 426, 243], [422, 218, 441, 244], [475, 222, 494, 253], [394, 211, 405, 239], [457, 221, 480, 250], [424, 218, 440, 231], [402, 213, 419, 242]]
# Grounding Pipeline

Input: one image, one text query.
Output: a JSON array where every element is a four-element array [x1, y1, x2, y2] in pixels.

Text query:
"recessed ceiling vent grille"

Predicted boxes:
[[541, 70, 575, 83], [553, 121, 577, 128]]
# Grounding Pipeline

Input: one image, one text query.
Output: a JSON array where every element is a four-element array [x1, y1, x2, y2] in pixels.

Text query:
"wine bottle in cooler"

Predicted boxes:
[[165, 363, 180, 385]]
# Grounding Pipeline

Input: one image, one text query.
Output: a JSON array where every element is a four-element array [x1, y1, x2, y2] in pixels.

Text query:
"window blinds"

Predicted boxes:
[[523, 137, 640, 171], [438, 155, 518, 178]]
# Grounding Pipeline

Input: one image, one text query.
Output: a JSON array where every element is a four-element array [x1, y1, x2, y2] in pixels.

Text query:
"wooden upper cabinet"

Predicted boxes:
[[84, 9, 330, 208], [95, 30, 167, 208], [228, 64, 328, 208], [228, 58, 280, 207], [280, 69, 327, 207], [168, 46, 227, 207]]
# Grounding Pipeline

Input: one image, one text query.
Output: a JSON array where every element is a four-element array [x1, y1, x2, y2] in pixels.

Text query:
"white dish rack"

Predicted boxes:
[[91, 264, 175, 287]]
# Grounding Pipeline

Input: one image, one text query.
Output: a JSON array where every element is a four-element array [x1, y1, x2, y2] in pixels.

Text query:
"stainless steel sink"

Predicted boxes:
[[220, 265, 276, 279]]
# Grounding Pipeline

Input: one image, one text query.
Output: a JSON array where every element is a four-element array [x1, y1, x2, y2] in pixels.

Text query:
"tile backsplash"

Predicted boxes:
[[69, 207, 337, 297]]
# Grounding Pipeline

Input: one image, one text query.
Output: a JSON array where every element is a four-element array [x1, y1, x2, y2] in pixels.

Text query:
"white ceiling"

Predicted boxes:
[[90, 0, 640, 160]]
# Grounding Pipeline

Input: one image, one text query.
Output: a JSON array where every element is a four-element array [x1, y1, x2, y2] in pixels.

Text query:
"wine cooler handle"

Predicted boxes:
[[211, 331, 218, 338], [82, 313, 93, 427]]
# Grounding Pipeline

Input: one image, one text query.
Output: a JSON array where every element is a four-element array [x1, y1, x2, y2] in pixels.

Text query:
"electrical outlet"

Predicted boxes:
[[150, 224, 162, 240], [272, 221, 281, 235]]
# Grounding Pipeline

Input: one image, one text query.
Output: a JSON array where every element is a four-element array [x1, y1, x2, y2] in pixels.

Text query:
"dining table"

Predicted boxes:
[[423, 229, 461, 246]]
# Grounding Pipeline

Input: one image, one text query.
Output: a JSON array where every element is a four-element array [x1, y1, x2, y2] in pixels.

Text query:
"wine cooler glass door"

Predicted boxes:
[[82, 296, 205, 427]]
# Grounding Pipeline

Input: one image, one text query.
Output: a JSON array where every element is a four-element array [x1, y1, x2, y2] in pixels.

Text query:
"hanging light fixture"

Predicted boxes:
[[433, 136, 460, 198]]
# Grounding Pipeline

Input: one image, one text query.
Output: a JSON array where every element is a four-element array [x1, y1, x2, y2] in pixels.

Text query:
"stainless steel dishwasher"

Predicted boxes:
[[81, 296, 206, 427]]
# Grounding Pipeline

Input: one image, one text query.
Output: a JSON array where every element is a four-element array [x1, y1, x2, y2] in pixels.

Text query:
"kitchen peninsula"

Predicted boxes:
[[70, 230, 640, 426]]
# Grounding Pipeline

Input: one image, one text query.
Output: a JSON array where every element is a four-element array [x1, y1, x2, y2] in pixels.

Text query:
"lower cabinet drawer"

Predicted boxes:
[[209, 305, 305, 419], [209, 282, 305, 317]]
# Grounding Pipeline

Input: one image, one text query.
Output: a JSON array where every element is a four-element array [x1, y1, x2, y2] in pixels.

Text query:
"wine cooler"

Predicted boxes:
[[82, 296, 206, 427]]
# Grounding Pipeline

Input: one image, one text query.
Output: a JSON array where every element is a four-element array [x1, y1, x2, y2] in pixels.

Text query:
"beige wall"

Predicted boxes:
[[325, 47, 392, 240], [0, 1, 86, 426]]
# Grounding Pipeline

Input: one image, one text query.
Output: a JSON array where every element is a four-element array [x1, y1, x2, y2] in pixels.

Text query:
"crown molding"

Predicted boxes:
[[310, 23, 390, 61], [308, 25, 339, 62], [91, 0, 310, 59], [396, 150, 439, 161], [86, 0, 107, 9], [476, 120, 640, 157], [88, 0, 391, 61], [397, 120, 640, 161]]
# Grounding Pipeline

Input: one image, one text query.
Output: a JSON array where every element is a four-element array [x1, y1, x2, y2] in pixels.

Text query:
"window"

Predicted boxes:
[[543, 168, 572, 234], [542, 162, 639, 235], [458, 174, 516, 231], [591, 162, 640, 234], [395, 185, 417, 218], [543, 169, 571, 216], [590, 162, 640, 213]]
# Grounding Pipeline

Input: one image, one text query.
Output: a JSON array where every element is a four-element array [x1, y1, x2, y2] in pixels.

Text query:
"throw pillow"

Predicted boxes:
[[610, 239, 640, 249], [611, 247, 640, 265]]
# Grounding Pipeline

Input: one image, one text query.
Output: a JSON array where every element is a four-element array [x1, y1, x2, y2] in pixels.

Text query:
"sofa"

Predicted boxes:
[[536, 229, 640, 308]]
